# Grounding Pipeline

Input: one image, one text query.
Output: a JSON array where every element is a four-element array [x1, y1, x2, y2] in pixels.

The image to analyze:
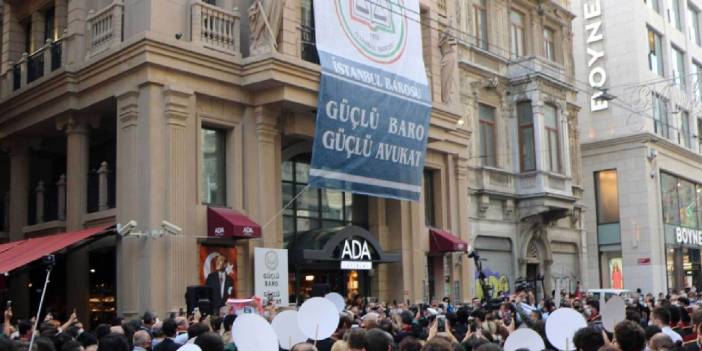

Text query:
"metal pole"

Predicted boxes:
[[28, 266, 52, 351]]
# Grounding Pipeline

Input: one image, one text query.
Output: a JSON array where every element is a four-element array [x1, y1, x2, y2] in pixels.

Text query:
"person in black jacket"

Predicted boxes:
[[152, 319, 179, 351], [205, 256, 234, 312]]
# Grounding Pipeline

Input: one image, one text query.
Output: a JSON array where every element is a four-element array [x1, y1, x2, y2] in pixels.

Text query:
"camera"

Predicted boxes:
[[42, 255, 56, 267]]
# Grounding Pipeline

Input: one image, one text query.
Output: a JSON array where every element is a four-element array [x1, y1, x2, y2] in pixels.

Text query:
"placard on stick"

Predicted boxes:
[[272, 310, 308, 350], [504, 328, 545, 351], [602, 295, 626, 332], [232, 313, 278, 351], [545, 308, 587, 351], [297, 297, 339, 340]]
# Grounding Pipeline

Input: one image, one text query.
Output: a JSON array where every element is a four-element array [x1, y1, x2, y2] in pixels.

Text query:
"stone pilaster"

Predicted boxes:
[[65, 0, 88, 65], [369, 198, 389, 301], [4, 140, 30, 318], [57, 115, 90, 231], [115, 89, 140, 317], [254, 106, 282, 249], [456, 157, 472, 302], [163, 85, 195, 314], [6, 140, 29, 242], [279, 0, 301, 57]]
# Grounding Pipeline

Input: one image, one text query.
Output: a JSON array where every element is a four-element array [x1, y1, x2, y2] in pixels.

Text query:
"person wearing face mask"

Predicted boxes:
[[585, 300, 602, 327]]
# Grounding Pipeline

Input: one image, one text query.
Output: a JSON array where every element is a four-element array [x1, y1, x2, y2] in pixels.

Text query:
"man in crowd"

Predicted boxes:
[[615, 320, 647, 351], [152, 319, 179, 351], [132, 331, 151, 351], [652, 307, 683, 344]]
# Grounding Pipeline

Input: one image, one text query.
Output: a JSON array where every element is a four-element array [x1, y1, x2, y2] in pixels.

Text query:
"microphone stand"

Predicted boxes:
[[28, 257, 55, 351]]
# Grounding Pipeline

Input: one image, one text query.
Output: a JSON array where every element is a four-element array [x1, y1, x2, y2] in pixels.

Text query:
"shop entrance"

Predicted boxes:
[[288, 226, 401, 305], [298, 268, 369, 301]]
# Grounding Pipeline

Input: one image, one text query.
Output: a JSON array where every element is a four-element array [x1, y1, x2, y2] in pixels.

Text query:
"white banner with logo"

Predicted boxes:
[[254, 248, 289, 306], [310, 0, 431, 201]]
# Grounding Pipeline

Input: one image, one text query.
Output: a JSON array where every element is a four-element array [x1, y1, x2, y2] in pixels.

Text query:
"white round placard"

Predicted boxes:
[[545, 308, 587, 351], [232, 313, 279, 351], [504, 328, 545, 351], [602, 295, 626, 332], [297, 297, 339, 340], [272, 310, 308, 350], [325, 292, 346, 313]]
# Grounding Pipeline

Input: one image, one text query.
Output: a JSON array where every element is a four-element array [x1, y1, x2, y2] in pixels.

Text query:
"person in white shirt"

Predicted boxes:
[[651, 307, 683, 344]]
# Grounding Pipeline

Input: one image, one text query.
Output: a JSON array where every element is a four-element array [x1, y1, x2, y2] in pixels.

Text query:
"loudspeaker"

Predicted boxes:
[[185, 285, 213, 315]]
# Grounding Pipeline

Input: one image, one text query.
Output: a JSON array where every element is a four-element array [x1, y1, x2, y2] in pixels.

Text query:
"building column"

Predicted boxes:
[[456, 157, 472, 302], [254, 106, 282, 249], [115, 89, 141, 318], [4, 140, 30, 318], [58, 115, 90, 231], [163, 85, 196, 313], [369, 198, 390, 301]]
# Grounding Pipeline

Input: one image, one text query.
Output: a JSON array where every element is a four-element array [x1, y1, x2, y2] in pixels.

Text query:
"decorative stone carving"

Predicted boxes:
[[478, 194, 490, 218], [248, 0, 285, 56], [439, 28, 458, 104], [503, 199, 515, 219]]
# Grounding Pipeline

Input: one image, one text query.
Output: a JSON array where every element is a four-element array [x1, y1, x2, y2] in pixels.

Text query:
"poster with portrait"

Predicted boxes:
[[609, 258, 624, 289], [199, 246, 238, 310]]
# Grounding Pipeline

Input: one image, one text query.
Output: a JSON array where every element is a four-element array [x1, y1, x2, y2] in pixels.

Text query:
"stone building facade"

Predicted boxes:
[[0, 0, 472, 321], [459, 0, 585, 298]]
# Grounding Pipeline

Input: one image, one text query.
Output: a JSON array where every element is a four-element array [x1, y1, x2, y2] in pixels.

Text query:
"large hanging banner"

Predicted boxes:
[[310, 0, 432, 201]]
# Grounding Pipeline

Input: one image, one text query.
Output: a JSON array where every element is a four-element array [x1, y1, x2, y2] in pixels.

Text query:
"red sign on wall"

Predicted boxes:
[[637, 257, 651, 265]]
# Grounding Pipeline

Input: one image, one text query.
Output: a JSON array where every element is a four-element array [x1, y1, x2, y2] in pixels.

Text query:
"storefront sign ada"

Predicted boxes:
[[339, 238, 372, 270], [309, 0, 431, 201], [254, 248, 289, 306]]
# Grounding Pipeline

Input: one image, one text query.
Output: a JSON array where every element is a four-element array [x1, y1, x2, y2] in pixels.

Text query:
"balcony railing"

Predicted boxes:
[[11, 64, 20, 91], [3, 37, 65, 97], [27, 50, 45, 84], [191, 1, 241, 56], [86, 0, 124, 57], [87, 161, 116, 213], [28, 176, 64, 226]]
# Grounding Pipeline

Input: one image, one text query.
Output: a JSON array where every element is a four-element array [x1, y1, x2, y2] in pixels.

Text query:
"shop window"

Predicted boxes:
[[543, 104, 561, 173], [474, 0, 488, 50], [510, 10, 525, 58], [517, 101, 535, 172], [679, 178, 698, 228], [666, 247, 702, 292], [201, 127, 227, 206], [661, 172, 680, 225], [543, 27, 555, 61], [698, 118, 702, 152], [595, 170, 620, 224], [672, 46, 686, 90], [653, 93, 670, 138], [282, 155, 368, 247], [424, 170, 436, 227], [680, 110, 691, 148], [648, 28, 664, 77], [478, 104, 497, 167]]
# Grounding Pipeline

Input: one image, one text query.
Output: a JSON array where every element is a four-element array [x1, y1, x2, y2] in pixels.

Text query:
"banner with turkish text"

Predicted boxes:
[[310, 0, 431, 201]]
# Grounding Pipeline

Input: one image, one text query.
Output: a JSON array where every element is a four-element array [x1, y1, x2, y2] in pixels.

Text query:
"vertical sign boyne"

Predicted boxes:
[[310, 0, 432, 201]]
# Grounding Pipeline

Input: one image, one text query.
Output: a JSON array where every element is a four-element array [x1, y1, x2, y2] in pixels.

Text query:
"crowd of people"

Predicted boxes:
[[1, 287, 702, 351]]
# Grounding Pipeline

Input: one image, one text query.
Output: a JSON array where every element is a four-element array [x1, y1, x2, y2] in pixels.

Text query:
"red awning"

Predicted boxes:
[[429, 228, 468, 254], [0, 226, 107, 273], [207, 207, 262, 239]]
